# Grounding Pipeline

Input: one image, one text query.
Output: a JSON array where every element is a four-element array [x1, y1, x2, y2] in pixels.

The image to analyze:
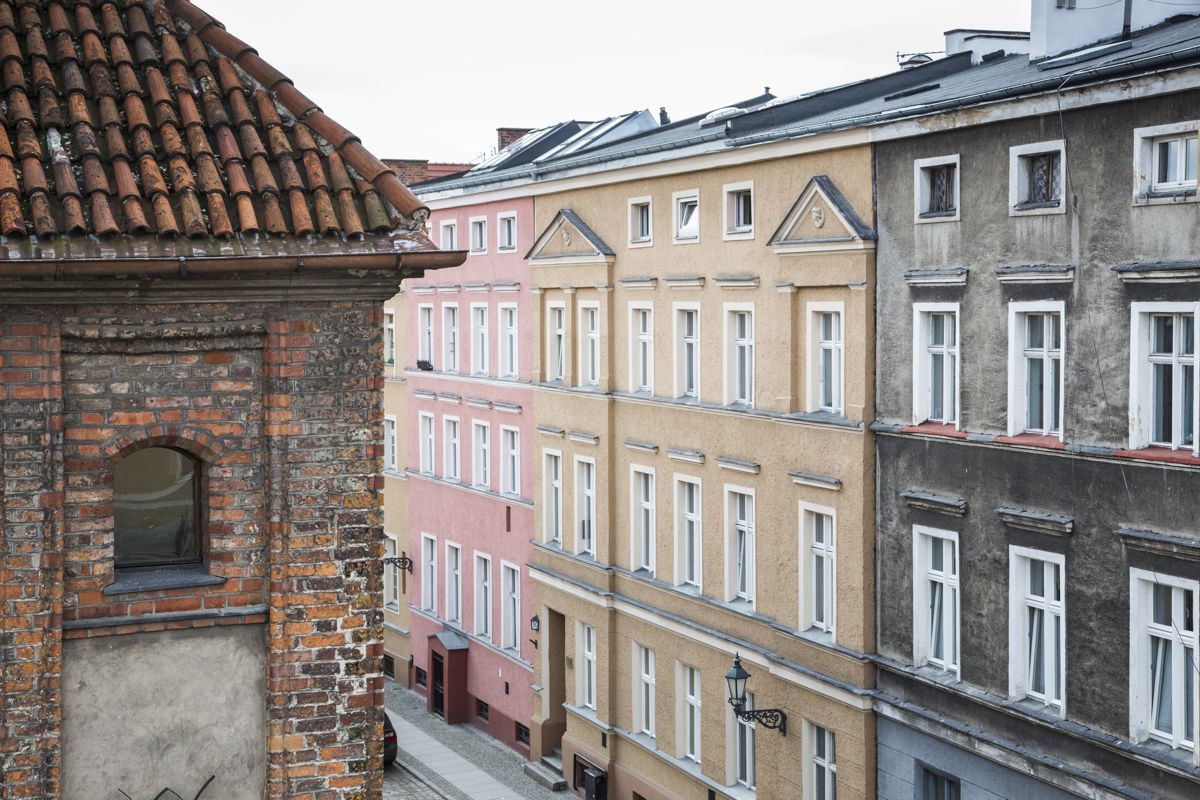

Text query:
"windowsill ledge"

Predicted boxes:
[[916, 210, 959, 223], [1011, 199, 1063, 216], [1134, 188, 1197, 206], [104, 566, 226, 595]]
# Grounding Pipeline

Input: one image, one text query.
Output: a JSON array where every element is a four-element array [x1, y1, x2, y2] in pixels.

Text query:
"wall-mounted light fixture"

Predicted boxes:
[[725, 653, 787, 735]]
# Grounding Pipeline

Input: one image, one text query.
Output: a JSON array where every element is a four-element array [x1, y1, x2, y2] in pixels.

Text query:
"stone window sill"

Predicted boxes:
[[103, 566, 226, 595]]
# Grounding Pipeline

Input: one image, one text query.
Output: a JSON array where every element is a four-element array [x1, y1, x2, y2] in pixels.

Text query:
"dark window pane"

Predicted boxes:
[[114, 447, 199, 568]]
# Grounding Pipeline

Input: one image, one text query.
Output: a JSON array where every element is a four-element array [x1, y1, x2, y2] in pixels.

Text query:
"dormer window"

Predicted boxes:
[[114, 447, 200, 569]]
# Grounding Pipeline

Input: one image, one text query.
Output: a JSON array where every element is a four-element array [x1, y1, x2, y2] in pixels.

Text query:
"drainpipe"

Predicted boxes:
[[1123, 0, 1133, 39]]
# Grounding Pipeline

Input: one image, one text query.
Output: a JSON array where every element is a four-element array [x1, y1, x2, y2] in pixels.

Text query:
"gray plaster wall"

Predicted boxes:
[[62, 624, 266, 800], [874, 88, 1200, 447]]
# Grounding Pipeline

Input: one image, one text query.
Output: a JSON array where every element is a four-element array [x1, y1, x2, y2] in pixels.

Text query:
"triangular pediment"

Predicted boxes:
[[526, 209, 615, 265], [768, 176, 876, 254]]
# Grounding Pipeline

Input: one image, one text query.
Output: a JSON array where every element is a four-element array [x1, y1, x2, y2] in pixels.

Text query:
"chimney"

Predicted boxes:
[[496, 127, 532, 152], [944, 29, 1030, 64], [383, 158, 429, 186], [659, 106, 671, 125], [1030, 0, 1183, 59]]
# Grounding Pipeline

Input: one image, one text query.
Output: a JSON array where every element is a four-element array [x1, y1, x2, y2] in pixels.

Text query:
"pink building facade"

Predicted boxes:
[[401, 196, 537, 754]]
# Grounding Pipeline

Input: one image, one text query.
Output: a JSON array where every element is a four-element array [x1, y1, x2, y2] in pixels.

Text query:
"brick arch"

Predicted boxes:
[[101, 425, 226, 464]]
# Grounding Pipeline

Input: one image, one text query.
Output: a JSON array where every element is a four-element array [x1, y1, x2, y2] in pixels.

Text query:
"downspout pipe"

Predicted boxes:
[[1123, 0, 1134, 40]]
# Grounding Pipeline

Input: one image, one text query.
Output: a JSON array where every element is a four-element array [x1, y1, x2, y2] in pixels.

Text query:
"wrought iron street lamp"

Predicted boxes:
[[725, 653, 787, 735]]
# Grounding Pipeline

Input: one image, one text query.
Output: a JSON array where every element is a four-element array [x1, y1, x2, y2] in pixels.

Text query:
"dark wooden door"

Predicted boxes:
[[432, 653, 445, 718]]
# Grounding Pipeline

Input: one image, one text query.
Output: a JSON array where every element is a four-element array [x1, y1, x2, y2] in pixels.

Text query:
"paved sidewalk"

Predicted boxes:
[[385, 679, 562, 800], [384, 760, 448, 800]]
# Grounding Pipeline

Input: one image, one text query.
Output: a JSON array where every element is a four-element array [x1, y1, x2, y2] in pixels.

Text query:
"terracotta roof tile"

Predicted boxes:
[[0, 0, 428, 244]]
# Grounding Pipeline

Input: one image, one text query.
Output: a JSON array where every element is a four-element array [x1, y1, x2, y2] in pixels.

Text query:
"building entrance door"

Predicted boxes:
[[432, 652, 445, 718]]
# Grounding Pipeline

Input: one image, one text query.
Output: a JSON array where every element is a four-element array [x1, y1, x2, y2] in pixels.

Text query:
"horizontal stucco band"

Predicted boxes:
[[529, 562, 872, 710], [408, 605, 533, 671]]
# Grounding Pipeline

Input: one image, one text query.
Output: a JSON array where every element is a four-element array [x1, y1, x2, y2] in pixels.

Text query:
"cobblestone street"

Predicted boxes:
[[384, 762, 449, 800]]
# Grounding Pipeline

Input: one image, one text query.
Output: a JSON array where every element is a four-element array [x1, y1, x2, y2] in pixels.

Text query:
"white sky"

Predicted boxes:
[[197, 0, 1031, 163]]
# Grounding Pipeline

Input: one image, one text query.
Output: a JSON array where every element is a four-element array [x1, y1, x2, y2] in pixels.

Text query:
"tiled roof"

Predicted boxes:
[[0, 0, 429, 246]]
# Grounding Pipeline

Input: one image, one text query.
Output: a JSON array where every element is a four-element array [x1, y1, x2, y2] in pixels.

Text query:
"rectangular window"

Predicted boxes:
[[675, 306, 700, 400], [809, 305, 843, 414], [442, 305, 459, 372], [384, 534, 399, 608], [631, 305, 654, 394], [1010, 304, 1064, 437], [723, 181, 754, 239], [383, 416, 397, 472], [471, 304, 489, 375], [548, 305, 565, 382], [472, 421, 490, 489], [580, 305, 600, 387], [469, 216, 487, 253], [631, 467, 655, 575], [1008, 547, 1065, 711], [443, 417, 460, 482], [418, 304, 434, 365], [1131, 304, 1199, 452], [418, 413, 435, 475], [500, 305, 518, 378], [1153, 133, 1198, 191], [726, 307, 754, 406], [580, 623, 596, 709], [477, 700, 490, 720], [634, 644, 655, 737], [544, 451, 563, 545], [914, 527, 960, 676], [502, 563, 520, 651], [682, 663, 701, 761], [515, 722, 530, 746], [736, 692, 756, 789], [727, 489, 755, 604], [915, 155, 960, 221], [497, 212, 517, 251], [500, 427, 520, 496], [810, 724, 837, 800], [802, 505, 836, 635], [474, 553, 492, 640], [675, 477, 701, 588], [384, 311, 396, 365], [576, 458, 595, 556], [1010, 140, 1066, 214], [415, 667, 427, 687], [673, 190, 699, 242], [445, 543, 462, 624], [922, 769, 961, 800], [421, 534, 437, 612], [1134, 122, 1200, 201], [1130, 568, 1199, 756], [914, 305, 959, 426], [629, 197, 652, 245], [440, 221, 457, 251]]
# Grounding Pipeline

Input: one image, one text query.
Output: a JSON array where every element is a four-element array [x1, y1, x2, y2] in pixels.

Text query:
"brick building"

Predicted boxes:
[[0, 1, 461, 798]]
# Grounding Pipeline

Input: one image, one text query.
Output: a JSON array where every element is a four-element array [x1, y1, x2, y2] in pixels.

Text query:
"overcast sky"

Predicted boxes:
[[198, 1, 1031, 163]]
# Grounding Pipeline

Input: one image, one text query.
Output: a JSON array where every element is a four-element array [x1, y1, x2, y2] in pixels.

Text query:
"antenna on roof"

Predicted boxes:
[[897, 50, 942, 69]]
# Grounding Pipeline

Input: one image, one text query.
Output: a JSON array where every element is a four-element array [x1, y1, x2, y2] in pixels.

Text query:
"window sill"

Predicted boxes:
[[104, 566, 226, 595], [629, 238, 653, 249], [722, 228, 755, 241], [916, 210, 959, 223], [1011, 199, 1064, 217]]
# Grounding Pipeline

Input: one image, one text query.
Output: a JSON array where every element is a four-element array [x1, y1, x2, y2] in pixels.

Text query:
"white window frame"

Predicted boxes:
[[629, 302, 654, 395], [383, 415, 397, 472], [383, 310, 396, 365], [722, 180, 754, 241], [672, 188, 700, 244], [418, 412, 435, 475], [805, 722, 837, 800], [442, 303, 460, 372], [628, 195, 653, 247], [1133, 120, 1200, 203], [474, 552, 492, 640], [679, 662, 701, 762], [383, 532, 400, 609], [724, 486, 756, 606], [547, 303, 566, 383], [674, 475, 702, 590], [673, 303, 701, 401], [1009, 139, 1067, 217], [578, 302, 600, 388], [442, 416, 461, 482], [1007, 300, 1066, 439], [913, 154, 961, 223], [734, 691, 756, 789], [912, 302, 961, 428], [501, 561, 521, 652], [543, 449, 563, 546], [472, 420, 490, 489], [496, 211, 518, 252], [439, 220, 458, 251], [499, 303, 518, 378], [579, 622, 597, 710], [468, 215, 487, 254], [1129, 567, 1200, 762], [1008, 546, 1066, 714], [470, 303, 489, 375], [418, 303, 434, 365], [444, 541, 462, 625], [724, 303, 755, 407], [420, 533, 437, 613], [500, 426, 521, 497], [630, 465, 656, 576], [1129, 302, 1199, 453], [575, 456, 596, 557], [808, 302, 844, 415], [913, 526, 961, 678], [633, 643, 656, 738], [800, 501, 836, 636]]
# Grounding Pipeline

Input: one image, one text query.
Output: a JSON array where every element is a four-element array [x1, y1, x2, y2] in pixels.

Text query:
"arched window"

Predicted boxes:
[[113, 447, 201, 568]]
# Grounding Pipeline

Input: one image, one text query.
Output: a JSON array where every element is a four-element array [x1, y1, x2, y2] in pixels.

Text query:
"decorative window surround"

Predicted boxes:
[[436, 393, 462, 404], [466, 397, 492, 409], [411, 284, 436, 295], [1128, 302, 1199, 453], [904, 267, 968, 287], [625, 439, 659, 454], [1133, 120, 1200, 205], [468, 215, 487, 254], [1008, 546, 1066, 714], [914, 154, 961, 223], [714, 274, 760, 290], [537, 425, 566, 438], [664, 275, 705, 289], [1114, 261, 1200, 284], [1009, 139, 1067, 216], [413, 389, 436, 401], [493, 402, 521, 414], [497, 211, 518, 252], [620, 276, 658, 290], [901, 489, 967, 516], [768, 175, 877, 255], [668, 448, 705, 464], [789, 471, 842, 491], [994, 264, 1075, 284], [913, 525, 960, 678], [673, 189, 700, 244], [435, 284, 461, 294], [995, 506, 1074, 536], [568, 431, 600, 445], [1117, 526, 1200, 562], [1007, 301, 1065, 440], [717, 456, 760, 475], [494, 282, 521, 293], [628, 196, 653, 248], [722, 180, 755, 241], [464, 282, 490, 293]]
